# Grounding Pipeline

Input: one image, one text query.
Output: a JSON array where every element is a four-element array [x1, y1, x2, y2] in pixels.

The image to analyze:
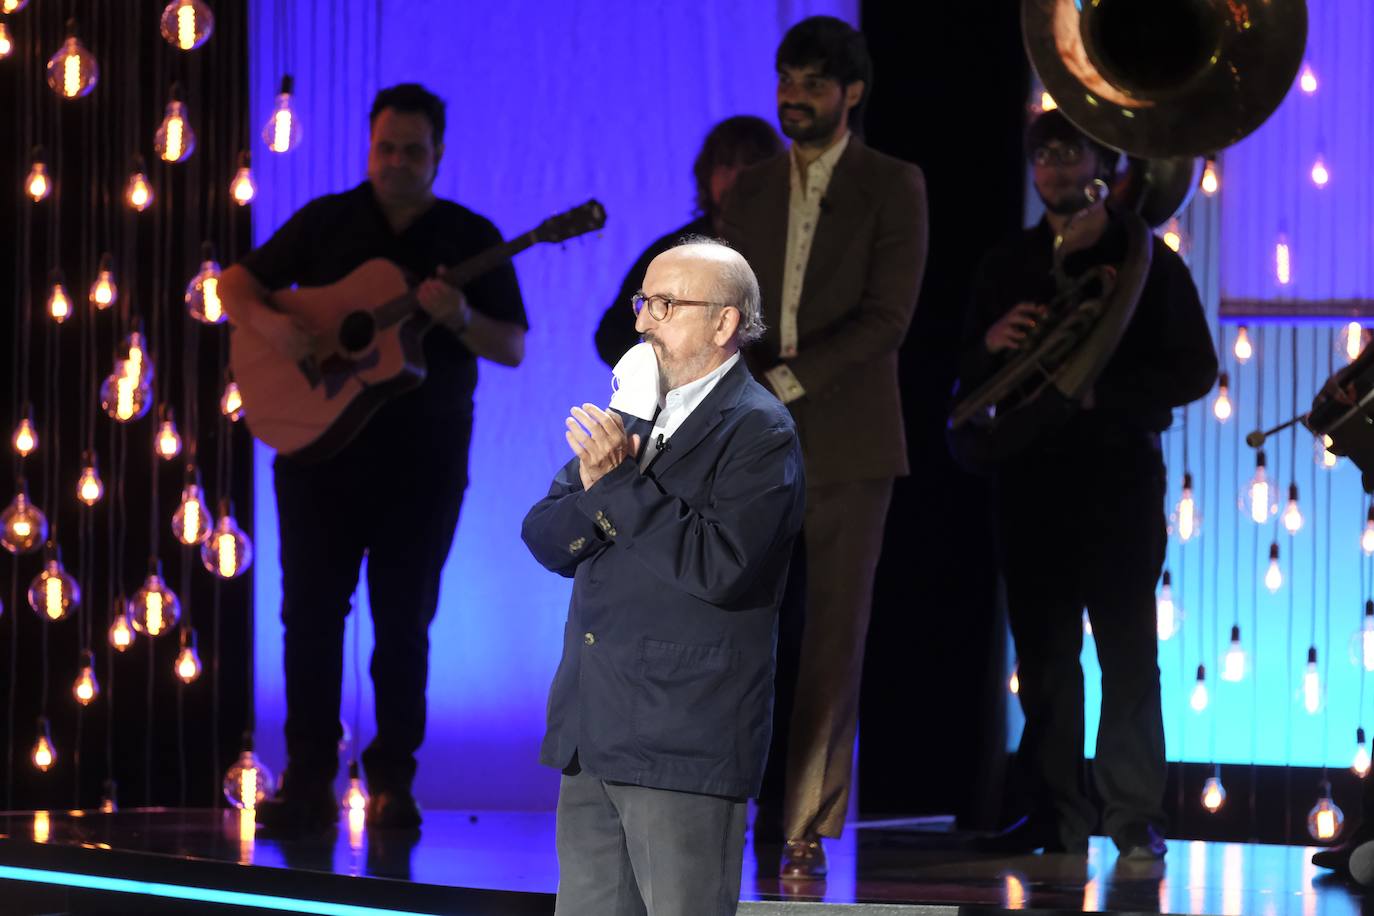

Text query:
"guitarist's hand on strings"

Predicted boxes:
[[416, 277, 472, 336]]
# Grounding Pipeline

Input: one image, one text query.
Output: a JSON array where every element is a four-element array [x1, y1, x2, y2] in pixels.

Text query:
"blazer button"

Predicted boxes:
[[583, 632, 596, 646]]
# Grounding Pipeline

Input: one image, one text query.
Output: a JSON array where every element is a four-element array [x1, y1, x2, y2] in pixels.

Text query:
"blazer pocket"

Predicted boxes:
[[633, 639, 740, 764]]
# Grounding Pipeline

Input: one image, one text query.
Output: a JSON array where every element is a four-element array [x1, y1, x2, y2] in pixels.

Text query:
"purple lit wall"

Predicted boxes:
[[248, 1, 857, 809]]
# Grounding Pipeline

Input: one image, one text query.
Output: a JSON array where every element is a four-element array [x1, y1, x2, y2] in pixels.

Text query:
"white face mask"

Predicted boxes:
[[608, 341, 661, 421]]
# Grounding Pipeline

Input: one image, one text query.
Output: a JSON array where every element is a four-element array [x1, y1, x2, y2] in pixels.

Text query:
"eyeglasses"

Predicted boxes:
[[630, 291, 727, 322], [1031, 144, 1085, 167]]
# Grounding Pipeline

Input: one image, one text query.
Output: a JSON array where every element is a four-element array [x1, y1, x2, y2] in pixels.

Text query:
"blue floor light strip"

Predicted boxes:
[[0, 865, 443, 916]]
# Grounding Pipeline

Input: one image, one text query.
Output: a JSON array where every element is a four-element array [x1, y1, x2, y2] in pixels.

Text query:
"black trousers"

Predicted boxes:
[[996, 434, 1168, 849], [272, 408, 471, 794]]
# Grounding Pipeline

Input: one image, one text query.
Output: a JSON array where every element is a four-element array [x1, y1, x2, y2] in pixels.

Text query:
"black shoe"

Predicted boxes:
[[1115, 823, 1167, 861], [975, 816, 1085, 855], [366, 789, 422, 830], [254, 779, 338, 835]]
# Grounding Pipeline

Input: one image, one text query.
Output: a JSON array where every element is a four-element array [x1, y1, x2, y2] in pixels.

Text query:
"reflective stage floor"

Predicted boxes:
[[0, 808, 1371, 914]]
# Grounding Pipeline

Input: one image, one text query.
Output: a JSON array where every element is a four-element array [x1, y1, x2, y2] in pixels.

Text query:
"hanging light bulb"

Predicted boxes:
[[89, 253, 117, 310], [186, 244, 225, 323], [25, 151, 51, 202], [1302, 646, 1321, 714], [1299, 63, 1318, 94], [1316, 434, 1339, 470], [1171, 472, 1199, 542], [223, 739, 275, 810], [1161, 218, 1184, 253], [159, 0, 214, 50], [1190, 664, 1209, 712], [1275, 234, 1292, 286], [154, 83, 196, 163], [1264, 541, 1283, 593], [121, 329, 153, 384], [1243, 451, 1275, 524], [175, 628, 202, 683], [1310, 155, 1330, 188], [1363, 506, 1374, 555], [125, 157, 153, 211], [202, 500, 253, 578], [1009, 662, 1020, 696], [262, 75, 303, 153], [1202, 773, 1227, 812], [221, 379, 244, 421], [1308, 784, 1344, 842], [32, 717, 55, 771], [100, 363, 152, 422], [72, 650, 99, 706], [172, 468, 210, 545], [343, 760, 368, 813], [1, 481, 48, 554], [1212, 372, 1232, 422], [13, 407, 37, 456], [47, 274, 72, 324], [27, 542, 80, 622], [1281, 482, 1303, 535], [1157, 570, 1179, 640], [1222, 625, 1246, 682], [2, 0, 29, 12], [1354, 600, 1374, 672], [100, 779, 118, 813], [1341, 322, 1369, 364], [0, 21, 12, 59], [1355, 728, 1371, 778], [128, 560, 181, 637], [1200, 159, 1220, 196], [108, 598, 135, 652], [154, 407, 183, 460], [230, 151, 256, 205], [45, 20, 98, 99], [77, 451, 104, 506], [1233, 326, 1253, 363]]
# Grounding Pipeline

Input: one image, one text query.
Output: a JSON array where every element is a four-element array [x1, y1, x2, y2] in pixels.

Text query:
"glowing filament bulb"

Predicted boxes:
[[1281, 482, 1303, 534], [77, 462, 103, 506], [1157, 571, 1177, 640], [2, 0, 29, 12], [203, 506, 253, 578], [1162, 218, 1183, 253], [89, 262, 117, 310], [155, 417, 182, 460], [44, 576, 63, 620], [25, 160, 50, 201], [1040, 91, 1057, 111], [1356, 728, 1371, 778], [1190, 665, 1209, 712], [343, 762, 367, 811], [187, 254, 224, 323], [1265, 542, 1282, 593], [147, 592, 164, 635], [1319, 434, 1339, 469], [46, 27, 98, 99], [1202, 775, 1226, 812], [0, 22, 12, 59], [27, 547, 79, 620], [125, 168, 153, 211], [1233, 326, 1253, 363], [32, 729, 54, 771], [116, 375, 135, 421], [109, 608, 134, 651], [1303, 647, 1321, 714], [230, 153, 256, 205], [242, 766, 258, 811], [173, 481, 208, 545], [1009, 663, 1019, 696], [175, 633, 202, 683], [1212, 373, 1232, 421], [1174, 473, 1198, 541], [155, 93, 195, 163], [73, 655, 98, 705], [1275, 236, 1291, 285], [1201, 160, 1219, 196], [263, 76, 302, 153], [1222, 625, 1245, 682], [33, 810, 49, 842], [1363, 507, 1374, 555], [47, 281, 71, 323], [1345, 322, 1366, 363], [221, 380, 244, 420], [1246, 453, 1271, 524], [1300, 64, 1318, 94], [1309, 793, 1343, 842], [1311, 156, 1330, 188], [160, 0, 214, 50], [13, 415, 37, 456]]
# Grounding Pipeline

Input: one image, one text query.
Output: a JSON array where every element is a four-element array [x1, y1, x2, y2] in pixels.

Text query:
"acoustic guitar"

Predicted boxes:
[[230, 199, 606, 463]]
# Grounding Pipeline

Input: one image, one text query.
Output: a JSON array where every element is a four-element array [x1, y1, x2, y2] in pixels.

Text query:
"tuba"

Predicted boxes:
[[947, 0, 1308, 472]]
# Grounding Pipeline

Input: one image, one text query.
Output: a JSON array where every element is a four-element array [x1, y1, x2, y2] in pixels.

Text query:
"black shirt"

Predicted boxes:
[[238, 181, 528, 421], [960, 212, 1218, 462]]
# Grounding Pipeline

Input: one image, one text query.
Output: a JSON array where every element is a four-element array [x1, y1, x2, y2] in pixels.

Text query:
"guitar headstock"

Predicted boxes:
[[534, 199, 606, 244]]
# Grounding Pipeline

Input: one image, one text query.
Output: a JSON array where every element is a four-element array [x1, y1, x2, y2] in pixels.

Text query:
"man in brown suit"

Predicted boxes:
[[719, 15, 928, 879]]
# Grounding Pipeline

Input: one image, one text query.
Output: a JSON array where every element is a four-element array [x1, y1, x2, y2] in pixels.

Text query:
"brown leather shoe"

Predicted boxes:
[[779, 838, 827, 879]]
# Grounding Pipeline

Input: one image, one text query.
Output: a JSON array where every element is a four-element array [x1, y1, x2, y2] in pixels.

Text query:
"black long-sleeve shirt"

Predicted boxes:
[[959, 213, 1218, 461]]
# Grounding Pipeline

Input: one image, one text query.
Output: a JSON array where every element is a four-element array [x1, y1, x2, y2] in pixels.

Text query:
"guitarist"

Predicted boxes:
[[220, 83, 527, 832]]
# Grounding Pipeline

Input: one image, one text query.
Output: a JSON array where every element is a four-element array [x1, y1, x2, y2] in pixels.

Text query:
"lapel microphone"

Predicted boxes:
[[655, 433, 668, 452]]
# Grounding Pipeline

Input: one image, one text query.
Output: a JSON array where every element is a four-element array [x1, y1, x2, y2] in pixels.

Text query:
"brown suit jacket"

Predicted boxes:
[[720, 138, 929, 486]]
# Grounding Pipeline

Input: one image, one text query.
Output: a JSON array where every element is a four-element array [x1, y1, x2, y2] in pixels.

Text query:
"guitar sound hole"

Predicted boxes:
[[338, 311, 376, 354]]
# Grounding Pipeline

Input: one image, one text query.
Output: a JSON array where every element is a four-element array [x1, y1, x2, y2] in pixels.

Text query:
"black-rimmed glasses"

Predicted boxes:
[[630, 291, 727, 321]]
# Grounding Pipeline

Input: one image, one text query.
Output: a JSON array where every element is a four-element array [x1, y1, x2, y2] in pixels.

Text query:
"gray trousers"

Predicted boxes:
[[554, 770, 748, 916]]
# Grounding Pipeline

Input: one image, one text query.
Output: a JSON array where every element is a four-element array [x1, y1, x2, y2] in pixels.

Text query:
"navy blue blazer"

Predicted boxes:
[[522, 358, 805, 798]]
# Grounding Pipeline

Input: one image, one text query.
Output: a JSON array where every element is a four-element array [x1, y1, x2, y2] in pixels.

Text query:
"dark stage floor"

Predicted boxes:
[[0, 807, 1372, 914]]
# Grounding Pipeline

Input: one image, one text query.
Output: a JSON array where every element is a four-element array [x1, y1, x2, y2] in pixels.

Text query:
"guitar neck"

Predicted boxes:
[[374, 230, 538, 327]]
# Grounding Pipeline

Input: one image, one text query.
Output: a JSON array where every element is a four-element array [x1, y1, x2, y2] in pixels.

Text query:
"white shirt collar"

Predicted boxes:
[[641, 352, 739, 469], [790, 131, 851, 191]]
